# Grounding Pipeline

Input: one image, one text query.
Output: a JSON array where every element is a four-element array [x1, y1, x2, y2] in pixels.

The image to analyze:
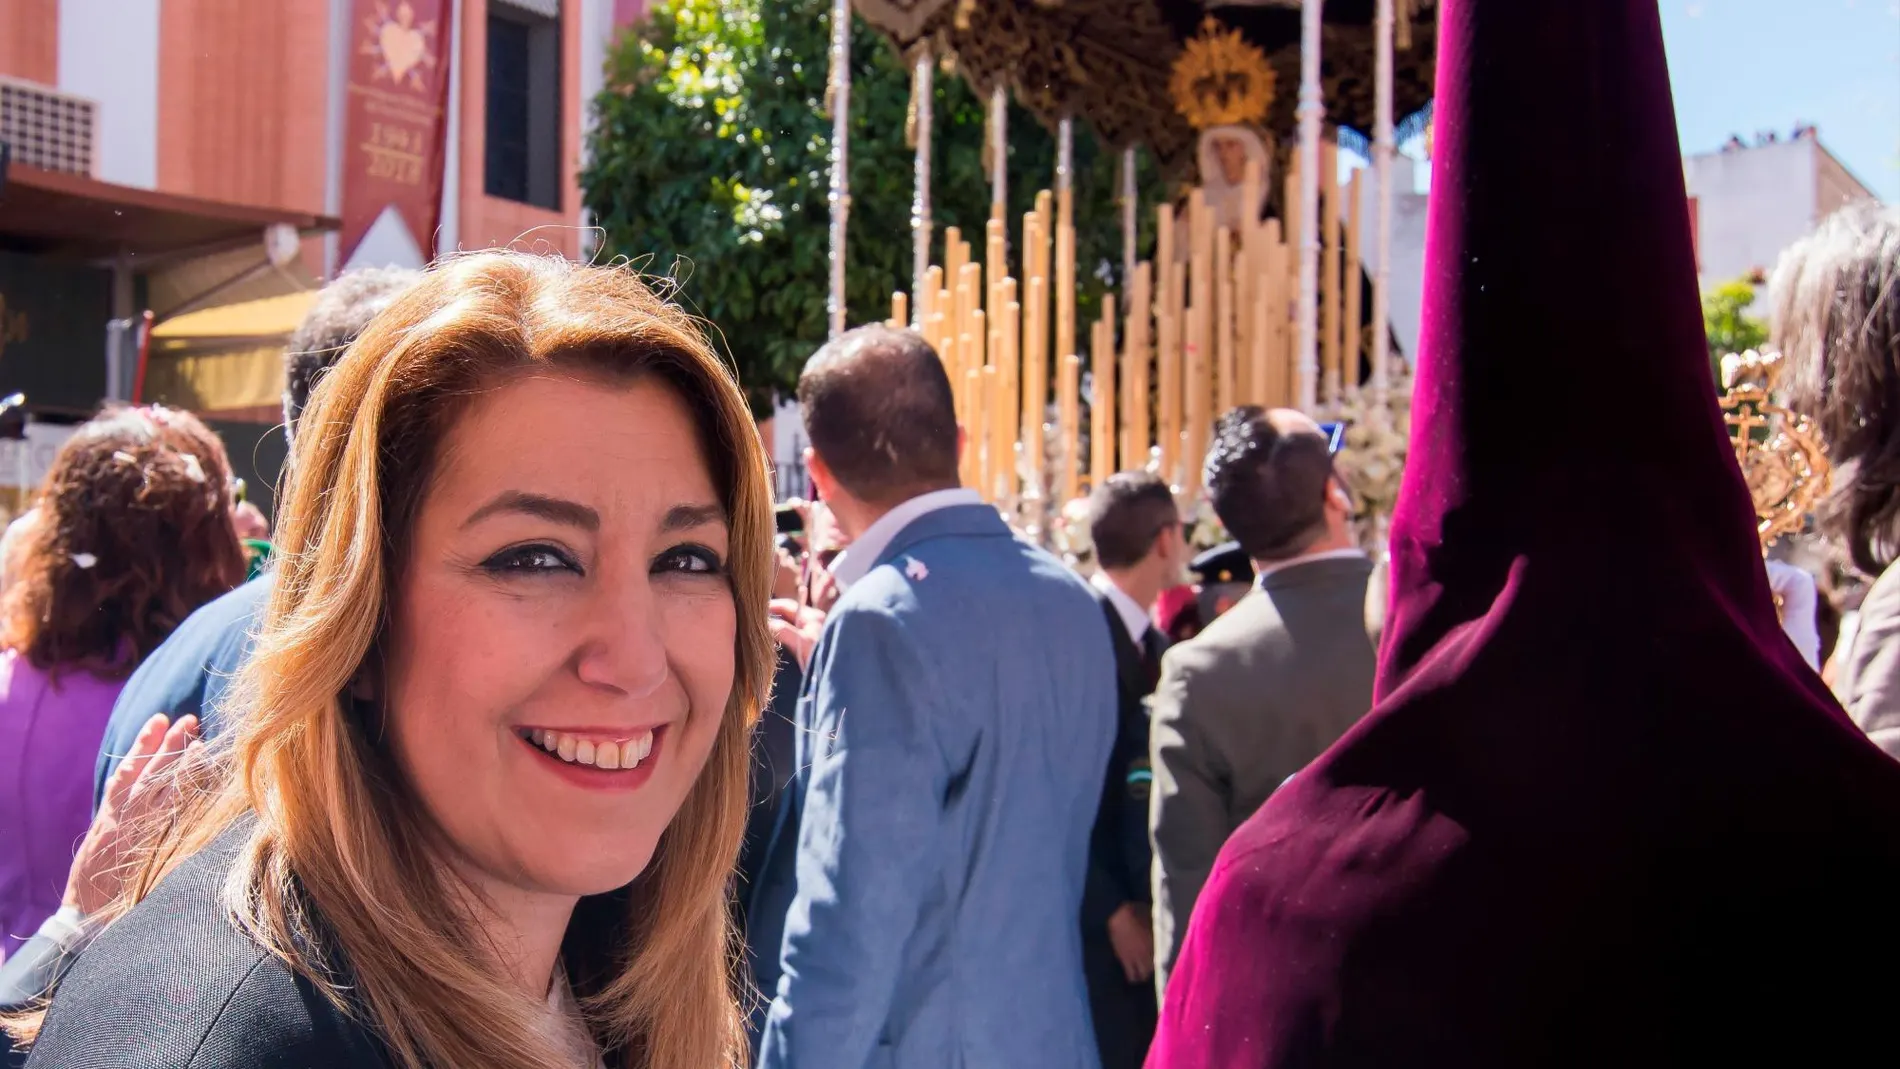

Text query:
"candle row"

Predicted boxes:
[[886, 135, 1376, 511]]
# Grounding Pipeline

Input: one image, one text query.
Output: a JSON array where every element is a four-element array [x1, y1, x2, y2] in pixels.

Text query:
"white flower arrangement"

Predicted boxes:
[[1029, 370, 1416, 564], [1318, 370, 1416, 550], [1049, 494, 1097, 575]]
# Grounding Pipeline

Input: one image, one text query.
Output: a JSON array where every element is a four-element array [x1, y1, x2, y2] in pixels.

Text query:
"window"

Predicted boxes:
[[485, 2, 561, 209]]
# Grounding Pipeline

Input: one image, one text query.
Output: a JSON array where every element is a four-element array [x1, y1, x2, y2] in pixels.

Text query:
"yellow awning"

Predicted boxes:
[[151, 290, 317, 341], [142, 344, 286, 414]]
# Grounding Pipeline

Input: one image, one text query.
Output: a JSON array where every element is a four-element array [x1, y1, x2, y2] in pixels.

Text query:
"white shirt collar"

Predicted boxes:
[[828, 488, 984, 590], [1090, 571, 1152, 642], [1253, 547, 1367, 587]]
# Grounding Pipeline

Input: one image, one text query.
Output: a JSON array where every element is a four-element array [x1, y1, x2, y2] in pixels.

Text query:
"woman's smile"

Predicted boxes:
[[514, 725, 670, 791]]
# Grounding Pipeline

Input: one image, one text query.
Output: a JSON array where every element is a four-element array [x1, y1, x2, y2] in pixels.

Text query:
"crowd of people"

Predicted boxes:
[[1, 0, 1899, 1066]]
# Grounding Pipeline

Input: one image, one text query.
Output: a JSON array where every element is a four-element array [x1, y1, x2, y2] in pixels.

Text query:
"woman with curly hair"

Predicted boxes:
[[0, 406, 246, 954]]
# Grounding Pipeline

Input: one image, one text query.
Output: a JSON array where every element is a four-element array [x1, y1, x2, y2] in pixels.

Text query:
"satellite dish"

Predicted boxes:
[[264, 223, 302, 268]]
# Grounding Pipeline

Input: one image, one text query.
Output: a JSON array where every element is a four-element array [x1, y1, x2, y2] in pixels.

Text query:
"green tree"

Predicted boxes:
[[581, 0, 1166, 417], [1702, 275, 1769, 386]]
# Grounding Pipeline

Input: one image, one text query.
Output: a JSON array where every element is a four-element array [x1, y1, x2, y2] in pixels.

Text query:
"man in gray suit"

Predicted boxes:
[[756, 326, 1116, 1069], [1149, 406, 1376, 993]]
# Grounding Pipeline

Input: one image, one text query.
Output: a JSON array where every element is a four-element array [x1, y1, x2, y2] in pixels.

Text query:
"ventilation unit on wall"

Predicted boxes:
[[0, 77, 97, 178]]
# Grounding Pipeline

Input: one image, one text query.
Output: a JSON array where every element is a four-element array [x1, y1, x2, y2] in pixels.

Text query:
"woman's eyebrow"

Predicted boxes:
[[463, 491, 600, 532], [662, 502, 728, 533]]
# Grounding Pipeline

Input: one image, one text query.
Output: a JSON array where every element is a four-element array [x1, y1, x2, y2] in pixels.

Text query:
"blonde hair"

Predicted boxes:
[[5, 252, 773, 1068]]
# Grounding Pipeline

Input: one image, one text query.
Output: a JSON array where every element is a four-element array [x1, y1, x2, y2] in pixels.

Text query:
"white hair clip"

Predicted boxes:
[[179, 453, 206, 483], [71, 553, 98, 569]]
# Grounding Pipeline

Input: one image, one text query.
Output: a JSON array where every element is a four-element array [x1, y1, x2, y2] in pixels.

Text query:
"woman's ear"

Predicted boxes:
[[348, 658, 382, 703]]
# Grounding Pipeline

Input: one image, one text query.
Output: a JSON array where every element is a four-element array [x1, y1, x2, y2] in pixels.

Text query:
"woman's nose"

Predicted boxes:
[[573, 581, 669, 699]]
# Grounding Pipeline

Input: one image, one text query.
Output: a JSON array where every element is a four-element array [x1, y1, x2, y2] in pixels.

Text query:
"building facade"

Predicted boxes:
[[0, 0, 646, 515], [1684, 133, 1879, 289]]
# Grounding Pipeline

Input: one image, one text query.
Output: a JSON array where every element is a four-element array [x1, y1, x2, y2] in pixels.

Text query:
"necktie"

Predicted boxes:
[[1140, 628, 1164, 693]]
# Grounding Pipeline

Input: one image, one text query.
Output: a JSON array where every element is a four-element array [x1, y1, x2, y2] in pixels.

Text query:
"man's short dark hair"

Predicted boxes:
[[283, 266, 422, 438], [1088, 471, 1180, 570], [1203, 406, 1334, 561], [797, 325, 959, 506]]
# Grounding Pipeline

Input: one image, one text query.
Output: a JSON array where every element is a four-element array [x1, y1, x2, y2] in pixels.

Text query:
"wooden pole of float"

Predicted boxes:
[[889, 292, 908, 328], [1186, 193, 1214, 496], [942, 227, 966, 393], [951, 256, 974, 414], [1025, 275, 1048, 485], [1155, 205, 1181, 483], [1261, 219, 1287, 406], [1091, 295, 1117, 487], [944, 226, 967, 288], [965, 363, 984, 494], [923, 265, 944, 335], [1215, 225, 1236, 415], [1238, 158, 1264, 404], [1059, 352, 1081, 503], [984, 90, 1007, 501], [1295, 0, 1325, 409], [1001, 290, 1022, 496], [1055, 118, 1077, 396], [1123, 262, 1152, 472], [825, 0, 852, 337], [1284, 164, 1301, 405], [1344, 167, 1365, 389], [1321, 138, 1342, 405], [911, 54, 933, 327], [991, 277, 1016, 493], [1029, 191, 1053, 430], [986, 218, 1007, 341], [1024, 201, 1050, 487], [1373, 0, 1396, 399], [981, 363, 1000, 500]]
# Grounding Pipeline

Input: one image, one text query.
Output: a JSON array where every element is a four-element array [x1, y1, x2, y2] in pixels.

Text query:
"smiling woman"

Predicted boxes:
[[6, 252, 776, 1069]]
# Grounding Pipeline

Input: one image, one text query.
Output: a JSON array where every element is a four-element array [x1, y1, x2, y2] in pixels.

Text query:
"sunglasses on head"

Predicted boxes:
[[1318, 421, 1346, 455]]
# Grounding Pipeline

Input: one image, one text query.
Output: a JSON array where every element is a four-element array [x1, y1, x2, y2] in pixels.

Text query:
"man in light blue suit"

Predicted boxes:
[[754, 326, 1117, 1069]]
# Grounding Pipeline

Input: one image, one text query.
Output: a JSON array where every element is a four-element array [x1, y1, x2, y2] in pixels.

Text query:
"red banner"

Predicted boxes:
[[339, 0, 455, 265]]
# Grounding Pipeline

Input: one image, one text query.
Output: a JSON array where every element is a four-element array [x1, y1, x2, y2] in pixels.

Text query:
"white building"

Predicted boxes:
[[1684, 133, 1879, 289]]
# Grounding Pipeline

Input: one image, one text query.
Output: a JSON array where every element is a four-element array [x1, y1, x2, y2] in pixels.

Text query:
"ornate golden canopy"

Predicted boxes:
[[853, 0, 1438, 172]]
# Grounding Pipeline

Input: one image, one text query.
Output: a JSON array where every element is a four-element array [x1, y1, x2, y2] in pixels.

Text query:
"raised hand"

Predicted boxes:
[[63, 713, 200, 917]]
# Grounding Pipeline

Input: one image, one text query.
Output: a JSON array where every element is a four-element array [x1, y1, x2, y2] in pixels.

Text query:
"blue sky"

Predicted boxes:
[[1660, 0, 1900, 202]]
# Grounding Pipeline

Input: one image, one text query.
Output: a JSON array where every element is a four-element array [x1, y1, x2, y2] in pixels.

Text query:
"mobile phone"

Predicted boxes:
[[776, 505, 805, 535]]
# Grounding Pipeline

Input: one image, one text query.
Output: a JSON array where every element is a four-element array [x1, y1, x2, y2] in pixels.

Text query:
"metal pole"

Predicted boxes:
[[1057, 117, 1073, 196], [1372, 0, 1394, 400], [1121, 147, 1138, 292], [1296, 0, 1325, 412], [912, 55, 934, 327], [989, 84, 1008, 213], [826, 0, 852, 338]]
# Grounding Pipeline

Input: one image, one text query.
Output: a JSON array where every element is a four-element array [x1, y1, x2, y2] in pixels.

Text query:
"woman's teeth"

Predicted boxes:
[[526, 728, 654, 770]]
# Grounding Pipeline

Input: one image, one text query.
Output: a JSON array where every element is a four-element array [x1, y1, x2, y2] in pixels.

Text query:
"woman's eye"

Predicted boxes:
[[655, 545, 724, 576], [482, 545, 579, 575]]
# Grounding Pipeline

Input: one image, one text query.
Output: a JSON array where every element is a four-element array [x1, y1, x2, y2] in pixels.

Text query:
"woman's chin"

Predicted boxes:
[[492, 832, 661, 899]]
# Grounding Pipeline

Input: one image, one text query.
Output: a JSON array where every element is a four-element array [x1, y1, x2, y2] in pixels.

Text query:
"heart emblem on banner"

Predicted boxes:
[[380, 16, 427, 86]]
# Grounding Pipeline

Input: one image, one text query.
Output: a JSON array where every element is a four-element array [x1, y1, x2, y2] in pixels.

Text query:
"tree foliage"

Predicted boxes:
[[581, 0, 1167, 417], [1702, 275, 1770, 386]]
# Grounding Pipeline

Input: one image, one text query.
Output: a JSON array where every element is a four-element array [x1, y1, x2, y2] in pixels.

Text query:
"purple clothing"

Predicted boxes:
[[0, 649, 126, 957]]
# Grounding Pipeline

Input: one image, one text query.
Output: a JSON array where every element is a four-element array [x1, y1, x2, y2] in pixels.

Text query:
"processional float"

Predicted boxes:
[[827, 0, 1438, 557]]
